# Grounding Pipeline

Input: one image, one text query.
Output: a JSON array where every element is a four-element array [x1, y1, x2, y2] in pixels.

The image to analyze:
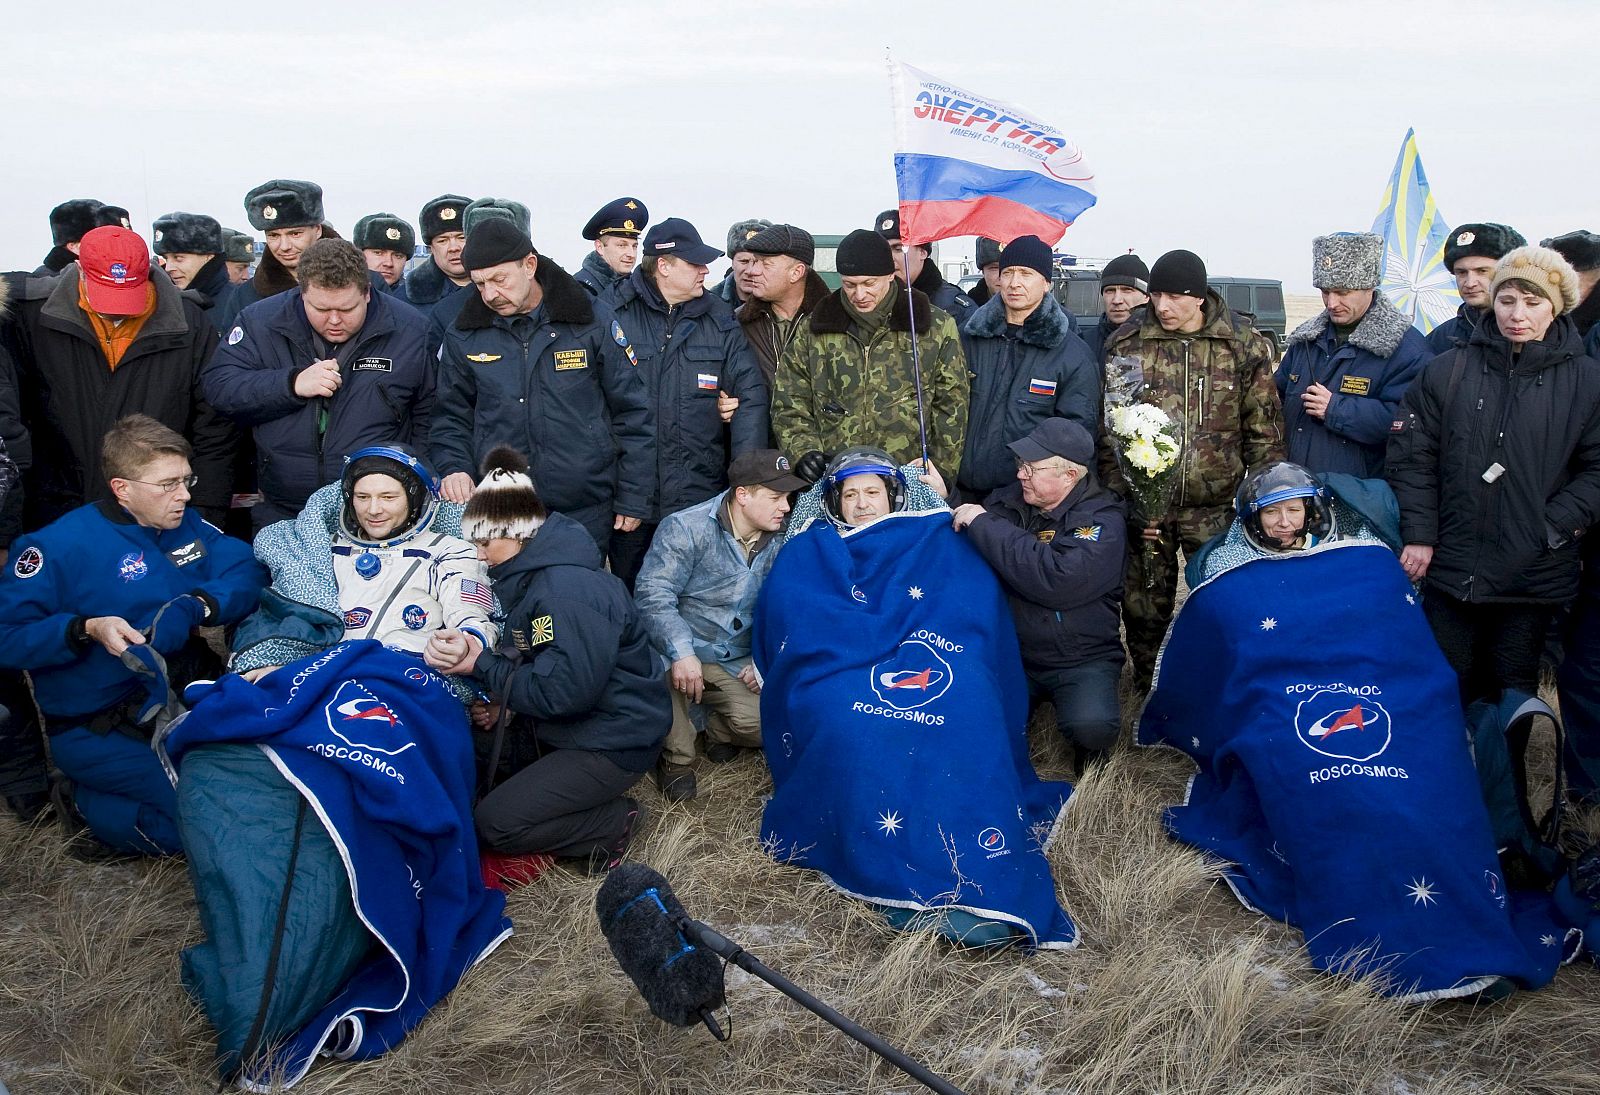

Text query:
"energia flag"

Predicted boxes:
[[889, 59, 1096, 248], [1372, 128, 1459, 334]]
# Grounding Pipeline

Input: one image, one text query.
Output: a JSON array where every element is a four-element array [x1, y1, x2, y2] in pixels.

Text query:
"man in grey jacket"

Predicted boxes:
[[634, 449, 805, 801]]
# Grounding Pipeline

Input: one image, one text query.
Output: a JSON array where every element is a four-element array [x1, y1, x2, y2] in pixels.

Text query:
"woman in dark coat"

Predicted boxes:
[[1387, 246, 1600, 704]]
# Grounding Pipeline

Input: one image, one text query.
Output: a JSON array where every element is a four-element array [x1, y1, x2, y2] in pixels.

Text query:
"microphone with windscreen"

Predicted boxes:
[[595, 863, 969, 1095]]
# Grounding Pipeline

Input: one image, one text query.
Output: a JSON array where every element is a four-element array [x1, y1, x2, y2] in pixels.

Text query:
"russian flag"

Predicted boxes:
[[889, 60, 1097, 247]]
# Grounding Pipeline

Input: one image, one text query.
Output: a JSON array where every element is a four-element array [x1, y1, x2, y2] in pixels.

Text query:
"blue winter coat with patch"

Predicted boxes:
[[474, 512, 669, 768], [1277, 292, 1431, 478], [431, 258, 656, 521], [958, 292, 1100, 496], [603, 270, 768, 520], [201, 286, 435, 526], [0, 500, 264, 721]]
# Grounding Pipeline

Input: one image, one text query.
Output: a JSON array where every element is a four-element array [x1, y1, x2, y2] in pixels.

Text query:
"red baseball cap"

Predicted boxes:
[[78, 226, 151, 316]]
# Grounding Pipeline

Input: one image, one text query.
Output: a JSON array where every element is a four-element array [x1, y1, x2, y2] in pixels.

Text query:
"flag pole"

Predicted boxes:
[[901, 243, 931, 468]]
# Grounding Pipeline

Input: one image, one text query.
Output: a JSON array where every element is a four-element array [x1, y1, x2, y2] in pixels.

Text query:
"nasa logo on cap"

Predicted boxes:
[[385, 227, 401, 241], [440, 207, 457, 221], [262, 205, 278, 221], [109, 262, 128, 283]]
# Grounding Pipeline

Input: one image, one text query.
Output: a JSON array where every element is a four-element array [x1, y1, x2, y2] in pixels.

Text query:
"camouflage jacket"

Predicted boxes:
[[1101, 290, 1284, 510], [772, 283, 968, 477]]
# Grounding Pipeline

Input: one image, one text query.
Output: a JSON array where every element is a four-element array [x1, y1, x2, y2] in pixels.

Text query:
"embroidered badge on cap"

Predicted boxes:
[[385, 227, 401, 241], [1339, 375, 1371, 396], [554, 349, 588, 371], [881, 218, 895, 231], [262, 205, 278, 221], [12, 546, 42, 578], [1456, 230, 1475, 246], [440, 206, 458, 221], [153, 230, 164, 242], [531, 614, 555, 644]]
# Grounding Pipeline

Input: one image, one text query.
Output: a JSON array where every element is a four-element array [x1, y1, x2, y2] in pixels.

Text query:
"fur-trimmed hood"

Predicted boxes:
[[808, 281, 933, 337], [963, 289, 1073, 348], [453, 253, 593, 332], [251, 221, 342, 300], [404, 255, 466, 307], [1288, 289, 1414, 359]]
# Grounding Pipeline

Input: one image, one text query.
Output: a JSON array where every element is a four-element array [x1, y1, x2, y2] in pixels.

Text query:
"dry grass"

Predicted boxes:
[[2, 704, 1598, 1095]]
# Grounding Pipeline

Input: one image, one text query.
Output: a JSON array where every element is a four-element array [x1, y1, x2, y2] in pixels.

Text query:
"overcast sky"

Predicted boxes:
[[4, 0, 1595, 292]]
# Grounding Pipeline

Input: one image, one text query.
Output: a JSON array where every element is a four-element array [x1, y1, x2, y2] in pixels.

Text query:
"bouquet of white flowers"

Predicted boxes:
[[1106, 401, 1184, 583]]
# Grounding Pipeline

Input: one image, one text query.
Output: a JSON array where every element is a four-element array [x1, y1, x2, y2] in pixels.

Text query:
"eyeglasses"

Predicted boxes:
[[1015, 459, 1056, 479], [124, 474, 199, 492]]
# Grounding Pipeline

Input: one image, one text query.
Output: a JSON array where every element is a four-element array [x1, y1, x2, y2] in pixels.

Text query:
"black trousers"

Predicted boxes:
[[475, 747, 644, 858], [1422, 591, 1551, 707], [607, 521, 660, 594]]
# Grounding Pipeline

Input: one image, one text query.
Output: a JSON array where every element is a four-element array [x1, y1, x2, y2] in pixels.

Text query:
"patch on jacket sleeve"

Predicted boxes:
[[1338, 375, 1371, 396], [554, 349, 588, 372], [12, 546, 43, 578], [227, 326, 244, 346], [1073, 526, 1102, 541], [531, 614, 555, 645], [611, 320, 640, 366], [1028, 378, 1058, 397]]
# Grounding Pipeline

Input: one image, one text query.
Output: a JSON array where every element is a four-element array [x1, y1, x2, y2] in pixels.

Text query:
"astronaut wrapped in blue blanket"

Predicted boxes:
[[754, 494, 1075, 951], [159, 640, 511, 1088], [1141, 464, 1578, 1000]]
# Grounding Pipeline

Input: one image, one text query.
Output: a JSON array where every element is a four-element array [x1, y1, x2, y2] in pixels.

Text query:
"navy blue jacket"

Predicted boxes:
[[432, 258, 656, 522], [380, 276, 411, 305], [1277, 293, 1431, 479], [964, 476, 1126, 670], [912, 262, 977, 330], [474, 511, 669, 768], [403, 258, 467, 361], [958, 292, 1099, 496], [183, 256, 236, 336], [202, 285, 435, 525], [0, 501, 265, 721], [1425, 303, 1485, 355], [575, 251, 625, 298], [603, 270, 768, 520]]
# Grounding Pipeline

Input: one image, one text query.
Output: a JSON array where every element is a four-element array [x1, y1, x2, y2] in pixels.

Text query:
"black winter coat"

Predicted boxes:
[[1386, 315, 1600, 604], [474, 512, 669, 769], [8, 264, 234, 526], [603, 270, 768, 520], [964, 476, 1127, 669], [432, 258, 656, 522], [202, 285, 435, 525], [958, 292, 1099, 495]]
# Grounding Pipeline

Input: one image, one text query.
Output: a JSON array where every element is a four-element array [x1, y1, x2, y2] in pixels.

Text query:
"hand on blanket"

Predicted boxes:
[[1399, 543, 1433, 582], [440, 472, 476, 504], [671, 655, 705, 703], [241, 665, 281, 683], [951, 503, 985, 530], [424, 628, 483, 675]]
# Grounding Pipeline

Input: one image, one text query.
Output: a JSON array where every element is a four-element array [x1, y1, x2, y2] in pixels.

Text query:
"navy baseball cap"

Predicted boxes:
[[643, 218, 722, 265], [1009, 418, 1094, 465]]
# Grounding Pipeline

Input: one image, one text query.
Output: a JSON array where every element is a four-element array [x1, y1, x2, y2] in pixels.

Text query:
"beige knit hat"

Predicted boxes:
[[1490, 246, 1580, 316]]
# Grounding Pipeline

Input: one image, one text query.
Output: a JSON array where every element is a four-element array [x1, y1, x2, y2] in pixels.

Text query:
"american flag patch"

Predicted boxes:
[[459, 579, 495, 611], [697, 373, 719, 390], [1028, 378, 1057, 397]]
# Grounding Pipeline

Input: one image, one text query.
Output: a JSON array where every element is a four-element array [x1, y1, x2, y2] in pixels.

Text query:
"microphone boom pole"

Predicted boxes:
[[681, 918, 970, 1095]]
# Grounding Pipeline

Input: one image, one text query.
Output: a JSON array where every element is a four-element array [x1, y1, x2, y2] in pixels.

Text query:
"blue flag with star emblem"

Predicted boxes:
[[1140, 541, 1577, 999], [754, 510, 1076, 948]]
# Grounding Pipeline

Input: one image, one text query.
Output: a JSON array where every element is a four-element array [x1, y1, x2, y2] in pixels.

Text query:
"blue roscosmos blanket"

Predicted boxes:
[[160, 641, 511, 1088], [754, 509, 1075, 948], [1139, 540, 1577, 1000]]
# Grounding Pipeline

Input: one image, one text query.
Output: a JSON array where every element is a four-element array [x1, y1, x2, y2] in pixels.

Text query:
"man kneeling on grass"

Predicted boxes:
[[634, 449, 806, 802], [427, 446, 669, 876]]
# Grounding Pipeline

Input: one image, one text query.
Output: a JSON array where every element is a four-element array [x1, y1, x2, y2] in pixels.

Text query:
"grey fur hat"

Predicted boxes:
[[1311, 232, 1383, 291], [353, 213, 416, 256], [245, 179, 324, 231], [222, 229, 257, 264], [463, 197, 530, 237], [726, 218, 773, 257], [1542, 230, 1600, 273], [151, 211, 224, 256]]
